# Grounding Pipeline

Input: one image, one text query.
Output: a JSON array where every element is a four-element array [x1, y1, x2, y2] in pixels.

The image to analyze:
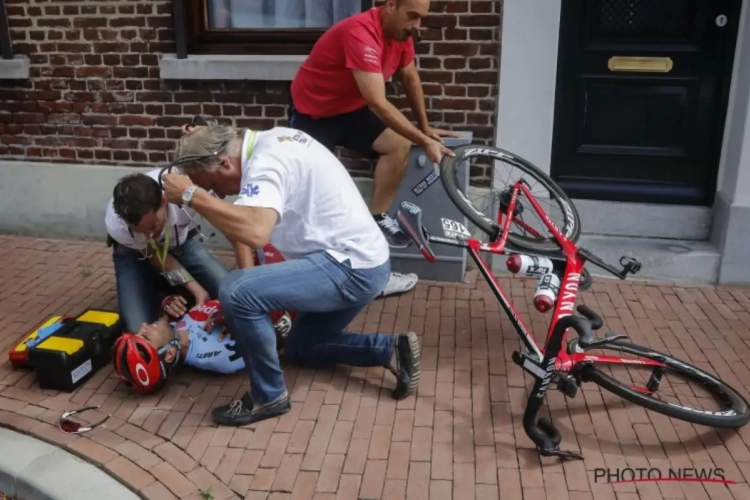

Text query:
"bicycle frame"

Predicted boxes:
[[408, 179, 643, 363], [396, 178, 648, 460]]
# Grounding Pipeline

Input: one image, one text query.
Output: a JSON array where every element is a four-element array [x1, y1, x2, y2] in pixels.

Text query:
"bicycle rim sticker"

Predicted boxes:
[[441, 218, 471, 239]]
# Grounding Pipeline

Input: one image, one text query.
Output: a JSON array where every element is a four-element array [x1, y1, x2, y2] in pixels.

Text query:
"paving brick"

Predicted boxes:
[[151, 461, 198, 498], [105, 456, 156, 490], [153, 441, 200, 473], [4, 235, 750, 499]]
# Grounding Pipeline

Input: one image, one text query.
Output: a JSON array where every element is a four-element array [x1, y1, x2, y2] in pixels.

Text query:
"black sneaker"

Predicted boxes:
[[390, 332, 422, 400], [211, 392, 291, 426], [375, 213, 412, 249]]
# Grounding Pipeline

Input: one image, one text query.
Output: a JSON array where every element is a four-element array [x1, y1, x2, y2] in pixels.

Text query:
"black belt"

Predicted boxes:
[[107, 227, 199, 248]]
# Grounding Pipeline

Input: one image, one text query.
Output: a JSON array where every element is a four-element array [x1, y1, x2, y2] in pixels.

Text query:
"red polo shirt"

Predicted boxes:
[[291, 6, 416, 119]]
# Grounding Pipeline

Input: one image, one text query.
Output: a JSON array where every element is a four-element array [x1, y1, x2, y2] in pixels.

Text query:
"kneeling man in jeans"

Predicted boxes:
[[160, 123, 422, 426]]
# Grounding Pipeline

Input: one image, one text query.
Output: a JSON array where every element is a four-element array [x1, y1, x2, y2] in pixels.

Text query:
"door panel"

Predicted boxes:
[[551, 0, 741, 205]]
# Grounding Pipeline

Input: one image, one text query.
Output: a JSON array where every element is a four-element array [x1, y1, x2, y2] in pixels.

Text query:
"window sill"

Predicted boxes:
[[0, 55, 30, 80], [159, 54, 308, 81]]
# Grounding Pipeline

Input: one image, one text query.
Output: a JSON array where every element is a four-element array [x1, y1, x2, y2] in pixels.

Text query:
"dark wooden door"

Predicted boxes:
[[550, 0, 741, 205]]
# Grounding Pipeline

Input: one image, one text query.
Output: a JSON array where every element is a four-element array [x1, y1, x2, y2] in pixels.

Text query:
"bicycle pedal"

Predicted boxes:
[[556, 375, 578, 398]]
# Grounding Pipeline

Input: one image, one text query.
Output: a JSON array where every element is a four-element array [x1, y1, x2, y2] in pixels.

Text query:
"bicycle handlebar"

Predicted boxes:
[[522, 309, 628, 460]]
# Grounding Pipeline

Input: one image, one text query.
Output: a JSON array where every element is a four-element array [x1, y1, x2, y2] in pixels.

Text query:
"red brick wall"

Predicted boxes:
[[0, 0, 500, 179]]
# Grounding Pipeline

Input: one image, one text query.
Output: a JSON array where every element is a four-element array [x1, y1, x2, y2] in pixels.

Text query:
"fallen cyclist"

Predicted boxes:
[[112, 298, 294, 394]]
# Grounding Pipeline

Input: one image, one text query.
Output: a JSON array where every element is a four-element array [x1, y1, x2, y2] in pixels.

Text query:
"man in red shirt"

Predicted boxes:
[[289, 0, 458, 249]]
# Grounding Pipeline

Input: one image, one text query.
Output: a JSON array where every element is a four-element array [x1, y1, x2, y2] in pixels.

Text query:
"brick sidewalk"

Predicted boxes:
[[2, 234, 750, 499]]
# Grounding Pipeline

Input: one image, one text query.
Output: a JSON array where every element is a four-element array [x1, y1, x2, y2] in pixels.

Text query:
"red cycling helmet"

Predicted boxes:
[[112, 330, 180, 394]]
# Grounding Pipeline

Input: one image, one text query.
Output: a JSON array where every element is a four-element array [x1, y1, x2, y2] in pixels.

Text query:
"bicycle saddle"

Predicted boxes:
[[396, 201, 436, 262]]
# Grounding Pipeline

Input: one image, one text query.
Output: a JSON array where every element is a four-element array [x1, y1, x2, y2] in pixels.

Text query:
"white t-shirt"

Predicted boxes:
[[234, 127, 390, 269], [104, 168, 198, 251]]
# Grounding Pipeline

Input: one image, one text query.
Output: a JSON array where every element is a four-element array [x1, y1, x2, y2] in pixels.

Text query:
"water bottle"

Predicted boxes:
[[533, 272, 560, 313], [506, 254, 554, 277]]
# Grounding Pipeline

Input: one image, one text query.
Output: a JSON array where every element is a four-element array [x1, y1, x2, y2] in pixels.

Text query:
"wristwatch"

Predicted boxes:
[[181, 184, 198, 207]]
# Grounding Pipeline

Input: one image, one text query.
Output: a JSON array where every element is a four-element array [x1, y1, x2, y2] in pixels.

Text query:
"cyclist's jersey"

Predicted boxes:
[[173, 299, 295, 375], [176, 301, 244, 374]]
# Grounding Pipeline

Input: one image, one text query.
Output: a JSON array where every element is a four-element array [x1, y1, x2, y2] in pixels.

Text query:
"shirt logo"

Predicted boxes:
[[240, 183, 260, 197], [277, 136, 293, 143]]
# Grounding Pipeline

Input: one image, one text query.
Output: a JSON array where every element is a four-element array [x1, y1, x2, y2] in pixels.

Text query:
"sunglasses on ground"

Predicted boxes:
[[59, 406, 112, 434]]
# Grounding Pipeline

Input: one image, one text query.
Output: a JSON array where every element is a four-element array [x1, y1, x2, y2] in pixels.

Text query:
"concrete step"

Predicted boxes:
[[576, 234, 720, 285]]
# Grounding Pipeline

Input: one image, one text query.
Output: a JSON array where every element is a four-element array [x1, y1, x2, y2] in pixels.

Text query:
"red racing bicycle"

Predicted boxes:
[[396, 144, 750, 460]]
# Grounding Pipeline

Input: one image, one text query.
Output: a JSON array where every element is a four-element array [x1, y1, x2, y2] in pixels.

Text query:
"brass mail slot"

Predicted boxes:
[[608, 56, 674, 73]]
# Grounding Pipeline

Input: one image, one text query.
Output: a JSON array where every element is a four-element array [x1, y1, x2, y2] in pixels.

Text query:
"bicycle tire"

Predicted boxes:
[[440, 144, 581, 254], [580, 340, 750, 428]]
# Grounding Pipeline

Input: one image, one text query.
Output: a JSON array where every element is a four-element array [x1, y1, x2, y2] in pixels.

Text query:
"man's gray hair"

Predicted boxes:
[[173, 124, 241, 175]]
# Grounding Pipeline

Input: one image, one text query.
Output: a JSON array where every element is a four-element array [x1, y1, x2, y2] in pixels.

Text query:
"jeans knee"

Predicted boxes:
[[217, 269, 271, 320]]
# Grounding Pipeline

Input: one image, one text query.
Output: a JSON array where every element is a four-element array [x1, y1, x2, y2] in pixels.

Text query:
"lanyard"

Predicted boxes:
[[245, 129, 257, 161], [148, 225, 175, 269]]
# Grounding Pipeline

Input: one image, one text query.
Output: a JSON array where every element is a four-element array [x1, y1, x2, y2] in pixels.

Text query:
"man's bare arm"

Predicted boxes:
[[232, 241, 256, 269], [188, 188, 277, 249], [395, 62, 430, 131], [147, 252, 209, 302], [352, 70, 431, 147]]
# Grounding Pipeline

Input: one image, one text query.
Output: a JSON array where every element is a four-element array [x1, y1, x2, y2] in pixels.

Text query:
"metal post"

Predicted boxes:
[[0, 0, 13, 60], [173, 0, 188, 59]]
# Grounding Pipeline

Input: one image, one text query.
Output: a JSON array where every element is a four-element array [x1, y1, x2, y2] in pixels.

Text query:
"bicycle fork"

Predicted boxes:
[[512, 312, 628, 460]]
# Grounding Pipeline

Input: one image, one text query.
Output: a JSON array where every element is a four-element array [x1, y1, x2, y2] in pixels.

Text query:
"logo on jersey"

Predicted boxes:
[[196, 350, 221, 359], [240, 183, 260, 197], [277, 136, 293, 143], [363, 45, 379, 66], [187, 300, 221, 323]]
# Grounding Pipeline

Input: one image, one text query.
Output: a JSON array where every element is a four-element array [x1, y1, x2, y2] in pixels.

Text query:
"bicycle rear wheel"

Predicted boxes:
[[577, 340, 750, 428], [440, 144, 581, 254]]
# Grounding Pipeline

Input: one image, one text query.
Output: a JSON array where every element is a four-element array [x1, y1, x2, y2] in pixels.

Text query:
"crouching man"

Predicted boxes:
[[159, 123, 422, 427]]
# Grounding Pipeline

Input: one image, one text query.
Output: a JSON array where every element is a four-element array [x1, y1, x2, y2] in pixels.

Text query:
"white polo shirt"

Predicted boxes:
[[104, 168, 198, 251], [234, 127, 390, 269]]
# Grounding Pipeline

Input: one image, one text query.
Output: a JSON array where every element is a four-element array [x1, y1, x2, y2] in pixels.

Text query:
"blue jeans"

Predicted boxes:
[[113, 237, 230, 333], [218, 250, 393, 405]]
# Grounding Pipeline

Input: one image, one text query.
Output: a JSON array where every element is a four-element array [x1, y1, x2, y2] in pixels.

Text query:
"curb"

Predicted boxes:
[[0, 427, 140, 500]]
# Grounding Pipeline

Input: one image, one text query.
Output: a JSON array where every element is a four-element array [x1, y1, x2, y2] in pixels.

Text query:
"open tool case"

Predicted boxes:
[[7, 309, 122, 392]]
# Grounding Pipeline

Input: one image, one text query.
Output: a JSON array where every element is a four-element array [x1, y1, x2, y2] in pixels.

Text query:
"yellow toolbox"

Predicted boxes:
[[22, 309, 123, 392]]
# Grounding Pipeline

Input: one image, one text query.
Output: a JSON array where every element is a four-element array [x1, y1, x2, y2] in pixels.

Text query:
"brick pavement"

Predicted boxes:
[[2, 234, 750, 499]]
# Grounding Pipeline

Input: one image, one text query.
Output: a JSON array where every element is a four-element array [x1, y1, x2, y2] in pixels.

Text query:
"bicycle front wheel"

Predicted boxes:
[[440, 144, 581, 255], [578, 340, 750, 428]]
